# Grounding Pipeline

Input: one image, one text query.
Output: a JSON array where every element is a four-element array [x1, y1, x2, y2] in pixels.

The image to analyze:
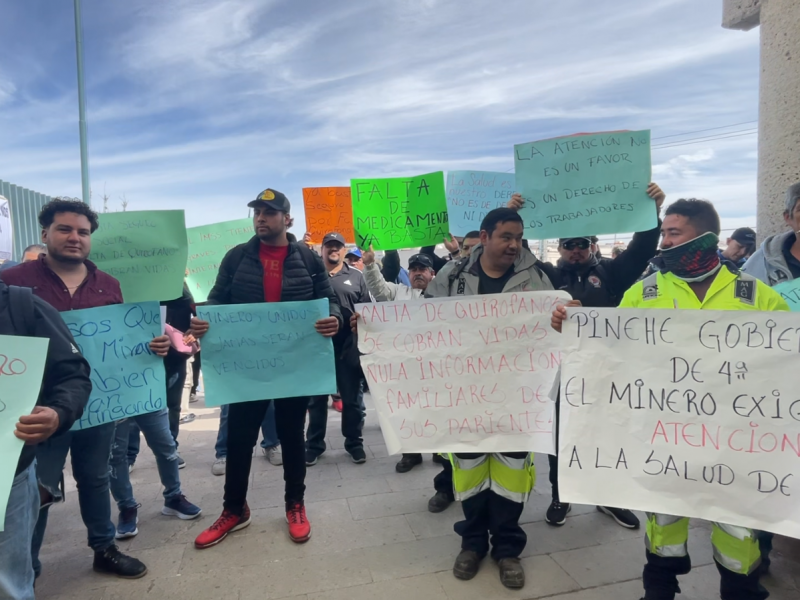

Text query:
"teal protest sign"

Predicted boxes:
[[446, 171, 516, 236], [186, 218, 253, 303], [0, 335, 49, 531], [773, 279, 800, 311], [62, 302, 166, 430], [350, 171, 450, 250], [90, 210, 189, 303], [514, 130, 655, 239], [197, 299, 337, 406]]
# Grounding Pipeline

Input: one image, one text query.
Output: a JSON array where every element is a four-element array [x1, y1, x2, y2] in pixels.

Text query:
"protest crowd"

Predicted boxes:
[[1, 152, 799, 600]]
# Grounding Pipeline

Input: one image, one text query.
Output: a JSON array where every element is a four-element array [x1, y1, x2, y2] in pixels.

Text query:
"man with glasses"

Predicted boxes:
[[507, 182, 665, 530]]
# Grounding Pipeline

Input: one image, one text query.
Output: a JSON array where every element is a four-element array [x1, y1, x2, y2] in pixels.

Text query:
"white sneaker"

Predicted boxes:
[[263, 445, 283, 466], [211, 457, 226, 476]]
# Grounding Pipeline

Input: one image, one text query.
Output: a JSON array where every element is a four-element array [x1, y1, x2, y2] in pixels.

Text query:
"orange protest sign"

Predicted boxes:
[[302, 187, 355, 245]]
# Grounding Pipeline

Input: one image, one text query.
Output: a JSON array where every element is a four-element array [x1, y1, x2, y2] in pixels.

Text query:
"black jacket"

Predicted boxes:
[[537, 225, 660, 308], [162, 283, 195, 364], [419, 246, 451, 274], [0, 283, 92, 476], [207, 235, 343, 327]]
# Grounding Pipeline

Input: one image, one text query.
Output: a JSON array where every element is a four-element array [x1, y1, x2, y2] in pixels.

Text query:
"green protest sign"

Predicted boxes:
[[90, 210, 189, 303], [773, 279, 800, 311], [186, 218, 253, 303], [0, 335, 49, 531], [514, 130, 656, 239], [350, 171, 449, 250]]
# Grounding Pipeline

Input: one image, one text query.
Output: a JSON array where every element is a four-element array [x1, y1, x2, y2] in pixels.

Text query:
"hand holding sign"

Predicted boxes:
[[15, 407, 60, 444]]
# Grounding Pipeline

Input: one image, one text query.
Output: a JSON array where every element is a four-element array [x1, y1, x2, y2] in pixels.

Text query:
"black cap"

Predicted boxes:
[[408, 253, 434, 269], [730, 227, 756, 248], [559, 236, 597, 244], [322, 232, 346, 246], [247, 189, 291, 212]]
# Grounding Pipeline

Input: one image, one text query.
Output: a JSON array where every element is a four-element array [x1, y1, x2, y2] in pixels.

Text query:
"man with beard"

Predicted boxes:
[[305, 232, 372, 466], [552, 198, 786, 600], [507, 183, 665, 530]]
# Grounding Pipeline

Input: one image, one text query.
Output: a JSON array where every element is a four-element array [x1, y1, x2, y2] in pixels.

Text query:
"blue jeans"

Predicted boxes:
[[215, 402, 277, 459], [0, 463, 38, 600], [109, 409, 182, 510], [31, 423, 117, 576]]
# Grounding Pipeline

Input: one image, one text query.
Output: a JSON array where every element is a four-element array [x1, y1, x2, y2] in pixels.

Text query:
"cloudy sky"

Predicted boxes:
[[1, 0, 760, 236]]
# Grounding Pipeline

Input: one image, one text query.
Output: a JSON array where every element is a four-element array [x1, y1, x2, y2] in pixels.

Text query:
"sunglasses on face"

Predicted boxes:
[[561, 240, 591, 251]]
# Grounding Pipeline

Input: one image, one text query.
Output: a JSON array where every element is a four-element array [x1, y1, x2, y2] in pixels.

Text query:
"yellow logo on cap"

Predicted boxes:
[[258, 190, 276, 201]]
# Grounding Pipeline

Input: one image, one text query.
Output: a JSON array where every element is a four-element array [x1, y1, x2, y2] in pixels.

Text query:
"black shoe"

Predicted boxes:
[[597, 506, 640, 529], [305, 450, 319, 466], [349, 448, 367, 464], [431, 453, 448, 465], [395, 454, 423, 473], [498, 557, 525, 589], [93, 545, 147, 579], [427, 491, 453, 513], [453, 550, 481, 580], [545, 501, 571, 526]]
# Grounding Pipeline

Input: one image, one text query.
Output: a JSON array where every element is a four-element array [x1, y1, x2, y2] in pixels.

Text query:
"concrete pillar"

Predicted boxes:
[[723, 0, 800, 239]]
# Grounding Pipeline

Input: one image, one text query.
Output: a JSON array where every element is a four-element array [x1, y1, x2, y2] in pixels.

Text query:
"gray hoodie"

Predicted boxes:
[[425, 244, 552, 298], [741, 231, 796, 286]]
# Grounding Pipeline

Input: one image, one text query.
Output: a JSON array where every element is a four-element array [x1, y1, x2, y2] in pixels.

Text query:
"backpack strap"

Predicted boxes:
[[447, 257, 471, 295], [8, 285, 36, 335]]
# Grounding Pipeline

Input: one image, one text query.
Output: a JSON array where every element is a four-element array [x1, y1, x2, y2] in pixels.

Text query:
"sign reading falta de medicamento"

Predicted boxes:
[[0, 335, 49, 532], [62, 302, 166, 430], [356, 291, 570, 455], [197, 299, 337, 407], [186, 218, 253, 303], [350, 172, 450, 251], [514, 130, 656, 239], [89, 210, 189, 303], [302, 187, 355, 245], [559, 307, 800, 538], [445, 171, 516, 237]]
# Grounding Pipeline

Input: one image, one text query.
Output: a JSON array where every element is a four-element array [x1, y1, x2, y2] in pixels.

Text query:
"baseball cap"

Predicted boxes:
[[345, 248, 363, 259], [322, 232, 346, 246], [559, 236, 598, 244], [408, 253, 434, 269], [730, 227, 756, 249], [247, 188, 291, 212]]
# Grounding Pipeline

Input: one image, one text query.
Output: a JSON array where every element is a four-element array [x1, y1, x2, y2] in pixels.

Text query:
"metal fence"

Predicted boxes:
[[0, 180, 52, 262]]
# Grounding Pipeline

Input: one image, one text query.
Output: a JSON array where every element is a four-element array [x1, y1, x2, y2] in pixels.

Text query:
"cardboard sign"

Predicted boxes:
[[303, 187, 355, 245]]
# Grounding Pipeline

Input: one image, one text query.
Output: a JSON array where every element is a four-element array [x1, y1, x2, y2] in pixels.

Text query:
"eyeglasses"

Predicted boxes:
[[561, 239, 591, 251]]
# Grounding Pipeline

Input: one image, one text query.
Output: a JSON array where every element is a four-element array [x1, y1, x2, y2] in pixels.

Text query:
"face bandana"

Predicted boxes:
[[658, 232, 721, 282]]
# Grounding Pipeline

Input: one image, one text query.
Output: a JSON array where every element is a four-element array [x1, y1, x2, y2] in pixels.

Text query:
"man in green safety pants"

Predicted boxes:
[[425, 207, 553, 590], [553, 198, 788, 600]]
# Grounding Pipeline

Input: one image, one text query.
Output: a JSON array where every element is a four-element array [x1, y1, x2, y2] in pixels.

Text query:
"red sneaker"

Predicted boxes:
[[194, 505, 251, 549], [331, 399, 343, 412], [286, 502, 311, 543]]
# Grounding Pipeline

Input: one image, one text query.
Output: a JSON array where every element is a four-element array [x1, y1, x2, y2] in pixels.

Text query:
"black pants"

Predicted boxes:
[[190, 352, 201, 395], [306, 353, 365, 455], [643, 552, 769, 600], [453, 452, 528, 560], [224, 397, 309, 514], [165, 357, 188, 444], [433, 457, 455, 501], [549, 391, 561, 501]]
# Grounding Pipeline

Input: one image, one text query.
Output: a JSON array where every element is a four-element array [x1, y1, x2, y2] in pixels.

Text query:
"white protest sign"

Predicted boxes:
[[357, 291, 570, 455], [559, 307, 800, 538]]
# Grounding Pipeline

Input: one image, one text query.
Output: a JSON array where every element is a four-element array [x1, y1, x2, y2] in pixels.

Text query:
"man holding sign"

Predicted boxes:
[[191, 189, 342, 549], [553, 199, 787, 600], [1, 199, 173, 580], [425, 208, 553, 590], [0, 282, 92, 600]]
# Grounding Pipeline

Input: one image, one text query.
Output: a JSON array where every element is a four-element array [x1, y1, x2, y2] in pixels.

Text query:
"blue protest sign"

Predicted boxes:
[[62, 302, 166, 430], [0, 335, 49, 531], [514, 130, 656, 239], [446, 171, 516, 236], [773, 279, 800, 311], [197, 299, 337, 406]]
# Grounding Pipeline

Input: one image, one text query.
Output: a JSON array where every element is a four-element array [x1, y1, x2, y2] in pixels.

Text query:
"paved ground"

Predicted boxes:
[[36, 388, 800, 600]]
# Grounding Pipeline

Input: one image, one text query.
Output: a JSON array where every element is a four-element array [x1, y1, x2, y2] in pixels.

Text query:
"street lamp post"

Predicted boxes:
[[73, 0, 91, 205]]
